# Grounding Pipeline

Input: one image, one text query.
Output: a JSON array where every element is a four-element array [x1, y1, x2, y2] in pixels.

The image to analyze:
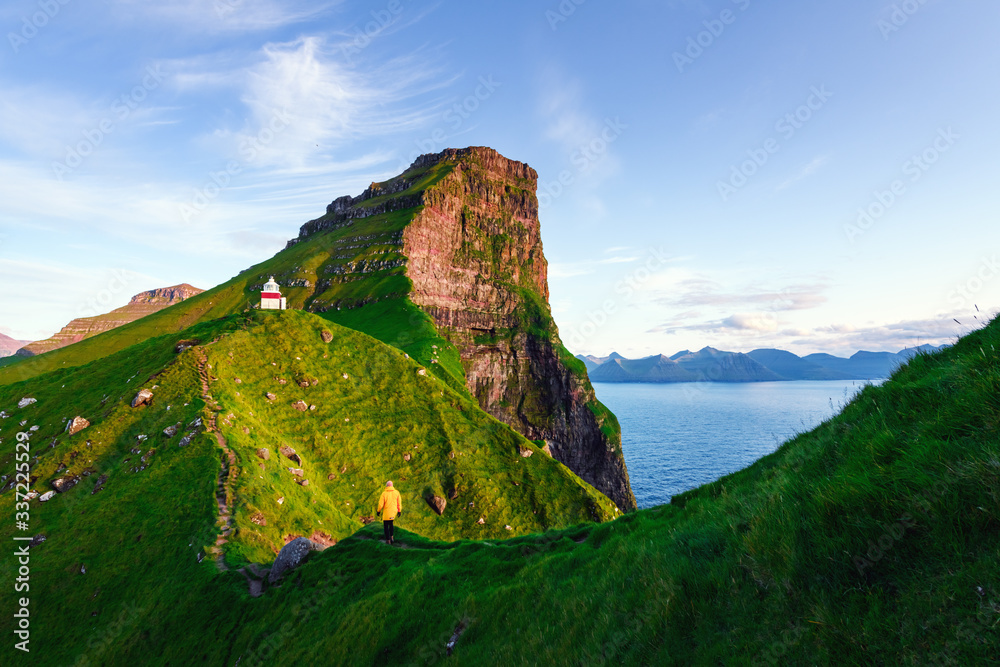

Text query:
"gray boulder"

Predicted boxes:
[[66, 416, 90, 436], [268, 537, 316, 584], [131, 389, 154, 408], [427, 495, 447, 515], [51, 476, 79, 493]]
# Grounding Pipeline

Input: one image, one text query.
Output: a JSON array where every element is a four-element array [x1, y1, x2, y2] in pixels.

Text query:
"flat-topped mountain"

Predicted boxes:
[[2, 147, 634, 510], [17, 283, 203, 357]]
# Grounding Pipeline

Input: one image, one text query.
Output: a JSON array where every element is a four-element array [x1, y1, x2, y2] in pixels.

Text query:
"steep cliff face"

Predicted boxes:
[[290, 147, 636, 509], [19, 284, 204, 357]]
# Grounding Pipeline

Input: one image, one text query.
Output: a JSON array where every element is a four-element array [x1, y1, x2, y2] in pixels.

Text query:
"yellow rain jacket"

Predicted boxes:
[[377, 487, 402, 521]]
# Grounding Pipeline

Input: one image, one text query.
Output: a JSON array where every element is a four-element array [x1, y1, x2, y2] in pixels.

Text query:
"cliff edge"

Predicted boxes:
[[290, 147, 636, 509]]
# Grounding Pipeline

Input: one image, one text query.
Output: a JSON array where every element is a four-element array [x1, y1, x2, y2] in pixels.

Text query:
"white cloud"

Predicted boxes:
[[721, 313, 779, 332], [108, 0, 334, 33]]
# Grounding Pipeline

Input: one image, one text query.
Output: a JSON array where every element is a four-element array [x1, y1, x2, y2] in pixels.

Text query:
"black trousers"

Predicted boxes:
[[383, 520, 394, 541]]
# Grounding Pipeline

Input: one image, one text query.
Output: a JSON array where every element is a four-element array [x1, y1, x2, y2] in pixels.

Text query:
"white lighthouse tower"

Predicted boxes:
[[260, 276, 286, 310]]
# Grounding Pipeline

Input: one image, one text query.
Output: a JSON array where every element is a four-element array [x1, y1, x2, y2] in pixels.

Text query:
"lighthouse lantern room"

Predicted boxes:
[[260, 276, 286, 310]]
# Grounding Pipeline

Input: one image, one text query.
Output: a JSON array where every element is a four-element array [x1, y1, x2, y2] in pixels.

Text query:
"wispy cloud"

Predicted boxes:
[[108, 0, 335, 33], [776, 154, 830, 191], [656, 279, 829, 312], [170, 35, 454, 174]]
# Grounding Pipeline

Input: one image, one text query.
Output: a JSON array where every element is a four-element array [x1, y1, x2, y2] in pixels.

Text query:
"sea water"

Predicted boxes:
[[593, 380, 867, 509]]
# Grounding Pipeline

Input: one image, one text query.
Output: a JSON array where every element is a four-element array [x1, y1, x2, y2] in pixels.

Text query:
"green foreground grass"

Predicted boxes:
[[1, 311, 997, 664]]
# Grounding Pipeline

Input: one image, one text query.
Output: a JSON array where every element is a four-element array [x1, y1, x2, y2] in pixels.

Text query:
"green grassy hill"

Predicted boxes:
[[2, 315, 997, 664], [0, 154, 458, 390]]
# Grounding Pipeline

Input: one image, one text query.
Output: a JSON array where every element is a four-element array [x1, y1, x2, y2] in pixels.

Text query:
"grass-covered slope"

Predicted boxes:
[[0, 307, 617, 665], [4, 314, 997, 664], [204, 309, 616, 563], [225, 317, 1000, 664]]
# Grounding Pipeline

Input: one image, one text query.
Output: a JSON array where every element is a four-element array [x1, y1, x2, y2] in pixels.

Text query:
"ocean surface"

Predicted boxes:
[[593, 380, 869, 509]]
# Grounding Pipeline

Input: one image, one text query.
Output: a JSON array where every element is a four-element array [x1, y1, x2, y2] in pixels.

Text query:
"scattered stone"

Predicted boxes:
[[91, 474, 108, 494], [519, 447, 533, 458], [320, 330, 333, 343], [256, 448, 270, 461], [292, 400, 308, 412], [18, 397, 37, 409], [448, 487, 459, 500], [137, 435, 147, 442], [505, 525, 512, 531], [427, 495, 447, 515], [30, 534, 46, 547], [251, 513, 267, 526], [24, 490, 38, 501], [449, 451, 456, 459], [268, 537, 316, 584], [279, 446, 301, 465], [403, 453, 411, 462], [265, 392, 277, 401], [417, 369, 427, 376], [51, 476, 79, 493], [275, 377, 287, 385], [242, 427, 250, 435], [288, 468, 304, 477], [66, 417, 90, 436], [297, 479, 310, 486], [541, 442, 553, 457], [29, 425, 39, 432], [340, 465, 347, 474], [234, 378, 242, 384], [298, 380, 310, 388], [141, 449, 155, 464], [0, 411, 6, 418], [359, 515, 374, 525], [341, 373, 349, 380], [188, 417, 202, 429], [131, 389, 154, 408], [163, 424, 180, 438], [477, 517, 485, 525], [174, 340, 198, 353], [277, 497, 284, 505], [39, 490, 56, 502], [446, 622, 467, 657], [310, 531, 335, 548], [327, 473, 336, 481], [310, 405, 316, 411], [178, 435, 192, 447]]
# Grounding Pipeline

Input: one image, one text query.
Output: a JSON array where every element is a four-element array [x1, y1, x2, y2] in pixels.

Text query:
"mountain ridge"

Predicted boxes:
[[579, 343, 947, 383], [16, 283, 204, 358]]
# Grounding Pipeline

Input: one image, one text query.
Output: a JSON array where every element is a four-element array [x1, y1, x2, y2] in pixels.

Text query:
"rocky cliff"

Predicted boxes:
[[18, 284, 204, 357], [289, 147, 636, 509]]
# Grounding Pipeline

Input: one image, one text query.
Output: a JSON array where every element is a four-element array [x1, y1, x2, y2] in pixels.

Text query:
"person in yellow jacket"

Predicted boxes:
[[377, 480, 402, 544]]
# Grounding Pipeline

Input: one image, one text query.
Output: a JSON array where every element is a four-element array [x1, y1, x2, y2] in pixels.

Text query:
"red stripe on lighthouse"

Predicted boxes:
[[261, 292, 281, 299]]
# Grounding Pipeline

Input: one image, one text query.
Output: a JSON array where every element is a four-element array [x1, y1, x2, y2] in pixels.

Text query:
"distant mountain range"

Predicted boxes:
[[578, 344, 946, 383]]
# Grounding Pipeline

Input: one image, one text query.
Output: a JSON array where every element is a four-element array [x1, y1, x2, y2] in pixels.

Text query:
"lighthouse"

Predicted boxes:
[[260, 276, 286, 310]]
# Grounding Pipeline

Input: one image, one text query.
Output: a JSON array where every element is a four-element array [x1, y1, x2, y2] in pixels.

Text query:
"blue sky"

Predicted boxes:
[[1, 0, 997, 358]]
